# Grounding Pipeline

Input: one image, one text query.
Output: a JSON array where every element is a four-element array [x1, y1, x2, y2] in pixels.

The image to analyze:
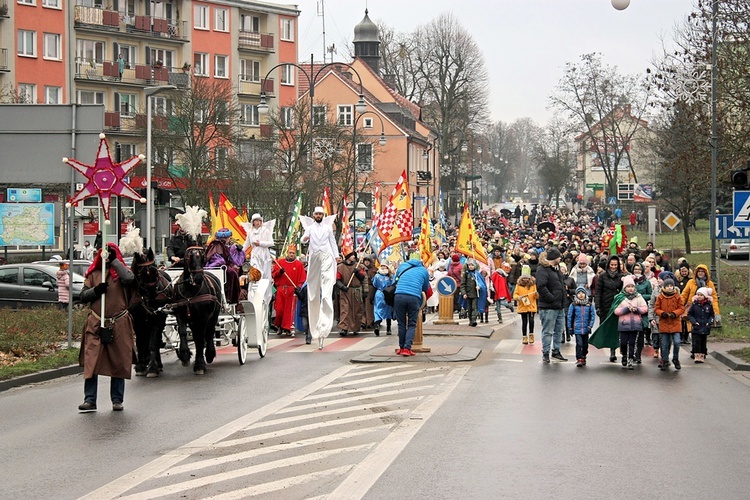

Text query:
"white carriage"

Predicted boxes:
[[163, 267, 270, 364]]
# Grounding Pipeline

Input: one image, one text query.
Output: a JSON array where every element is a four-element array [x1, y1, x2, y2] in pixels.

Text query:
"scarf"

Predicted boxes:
[[662, 288, 677, 297], [626, 290, 638, 300], [696, 277, 707, 288], [633, 274, 645, 284]]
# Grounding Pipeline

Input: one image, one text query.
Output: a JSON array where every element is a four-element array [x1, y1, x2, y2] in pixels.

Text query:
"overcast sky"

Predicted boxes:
[[296, 0, 696, 125]]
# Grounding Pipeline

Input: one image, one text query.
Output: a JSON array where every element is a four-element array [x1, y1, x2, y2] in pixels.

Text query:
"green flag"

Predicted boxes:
[[282, 194, 303, 256]]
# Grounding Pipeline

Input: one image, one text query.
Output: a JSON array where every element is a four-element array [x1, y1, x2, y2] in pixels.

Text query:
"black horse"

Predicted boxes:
[[130, 248, 172, 378], [171, 246, 221, 374]]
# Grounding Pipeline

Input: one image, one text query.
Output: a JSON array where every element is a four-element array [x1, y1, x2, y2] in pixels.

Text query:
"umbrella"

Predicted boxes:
[[537, 221, 555, 233], [499, 208, 512, 217]]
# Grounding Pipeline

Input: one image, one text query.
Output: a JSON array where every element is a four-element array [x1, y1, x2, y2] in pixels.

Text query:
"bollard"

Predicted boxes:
[[411, 293, 431, 353]]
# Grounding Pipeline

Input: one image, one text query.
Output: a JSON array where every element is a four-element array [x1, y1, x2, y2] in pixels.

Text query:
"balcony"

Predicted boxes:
[[238, 30, 274, 53], [74, 6, 188, 43], [0, 0, 9, 19], [0, 48, 8, 73], [238, 76, 274, 96], [74, 57, 190, 88]]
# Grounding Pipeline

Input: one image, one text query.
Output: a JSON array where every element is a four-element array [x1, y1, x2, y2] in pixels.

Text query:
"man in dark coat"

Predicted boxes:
[[536, 247, 567, 363], [336, 252, 366, 336], [167, 227, 203, 268]]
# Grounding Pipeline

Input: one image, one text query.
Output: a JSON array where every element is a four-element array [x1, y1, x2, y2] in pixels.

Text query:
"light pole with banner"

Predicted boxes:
[[145, 85, 176, 250]]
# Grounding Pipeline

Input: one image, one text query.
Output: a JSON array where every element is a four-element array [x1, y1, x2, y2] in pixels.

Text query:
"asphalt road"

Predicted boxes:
[[2, 321, 750, 499]]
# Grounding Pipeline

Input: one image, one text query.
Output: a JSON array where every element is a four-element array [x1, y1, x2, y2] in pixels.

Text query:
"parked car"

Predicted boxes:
[[0, 264, 86, 309], [720, 239, 750, 259], [33, 259, 93, 277]]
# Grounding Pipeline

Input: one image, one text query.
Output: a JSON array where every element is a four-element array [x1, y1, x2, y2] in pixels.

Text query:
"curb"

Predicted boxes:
[[0, 365, 82, 393], [711, 350, 750, 371]]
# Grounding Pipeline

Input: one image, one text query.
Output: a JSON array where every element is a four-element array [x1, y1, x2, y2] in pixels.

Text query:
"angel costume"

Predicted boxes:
[[242, 214, 275, 280], [300, 208, 339, 348]]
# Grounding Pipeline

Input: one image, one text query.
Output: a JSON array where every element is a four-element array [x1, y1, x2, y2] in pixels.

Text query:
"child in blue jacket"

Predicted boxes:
[[567, 285, 596, 367]]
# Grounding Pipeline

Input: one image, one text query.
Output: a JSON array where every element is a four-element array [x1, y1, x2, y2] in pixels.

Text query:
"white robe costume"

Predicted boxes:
[[242, 219, 275, 280], [300, 214, 338, 341]]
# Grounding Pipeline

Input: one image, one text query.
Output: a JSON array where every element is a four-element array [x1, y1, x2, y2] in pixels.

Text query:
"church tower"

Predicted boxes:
[[353, 9, 380, 74]]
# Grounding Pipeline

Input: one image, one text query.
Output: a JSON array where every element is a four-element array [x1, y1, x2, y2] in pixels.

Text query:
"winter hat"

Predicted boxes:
[[559, 262, 567, 274], [662, 278, 675, 288], [679, 260, 690, 270], [521, 265, 531, 277], [451, 254, 461, 262], [251, 213, 262, 222], [545, 247, 562, 261], [696, 287, 712, 298], [659, 271, 676, 283], [575, 285, 588, 296], [621, 275, 635, 288]]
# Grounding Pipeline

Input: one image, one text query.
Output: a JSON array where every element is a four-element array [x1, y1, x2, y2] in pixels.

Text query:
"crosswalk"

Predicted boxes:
[[494, 338, 659, 358], [81, 364, 468, 499], [211, 335, 388, 357]]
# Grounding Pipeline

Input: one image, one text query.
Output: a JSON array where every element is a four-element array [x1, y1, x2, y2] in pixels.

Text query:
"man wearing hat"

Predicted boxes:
[[272, 245, 307, 336], [243, 213, 275, 280], [336, 251, 366, 336], [361, 255, 377, 330], [536, 247, 567, 363], [300, 207, 339, 349], [206, 228, 245, 304]]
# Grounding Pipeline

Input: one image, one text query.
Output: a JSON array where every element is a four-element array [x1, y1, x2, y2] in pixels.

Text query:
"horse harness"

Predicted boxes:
[[172, 247, 221, 318]]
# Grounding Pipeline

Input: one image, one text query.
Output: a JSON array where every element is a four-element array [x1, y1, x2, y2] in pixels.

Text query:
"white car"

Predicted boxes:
[[720, 239, 750, 259]]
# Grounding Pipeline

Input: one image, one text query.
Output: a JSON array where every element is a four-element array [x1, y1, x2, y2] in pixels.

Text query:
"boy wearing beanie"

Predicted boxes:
[[654, 277, 685, 370], [567, 285, 596, 367]]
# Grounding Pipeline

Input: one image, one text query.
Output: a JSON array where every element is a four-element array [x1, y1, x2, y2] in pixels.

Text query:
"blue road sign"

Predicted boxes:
[[608, 197, 617, 205], [714, 214, 750, 239], [733, 191, 750, 227], [436, 276, 457, 296]]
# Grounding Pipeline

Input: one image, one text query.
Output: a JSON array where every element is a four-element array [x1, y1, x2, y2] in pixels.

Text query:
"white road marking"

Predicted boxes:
[[208, 465, 352, 500], [300, 373, 444, 401], [327, 366, 446, 388], [276, 385, 428, 415]]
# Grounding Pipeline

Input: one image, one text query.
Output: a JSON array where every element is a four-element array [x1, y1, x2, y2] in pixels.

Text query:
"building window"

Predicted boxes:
[[356, 143, 373, 171], [363, 117, 373, 129], [214, 55, 228, 78], [337, 105, 352, 126], [194, 99, 207, 123], [115, 92, 136, 117], [18, 84, 36, 103], [114, 44, 137, 67], [43, 33, 61, 60], [281, 106, 294, 129], [76, 39, 104, 64], [18, 0, 36, 5], [194, 5, 208, 29], [216, 100, 229, 124], [18, 30, 36, 57], [240, 59, 260, 82], [149, 48, 173, 68], [241, 104, 259, 126], [280, 18, 294, 41], [116, 143, 137, 162], [281, 65, 294, 86], [312, 105, 326, 126], [194, 53, 208, 76], [214, 8, 228, 32], [45, 86, 62, 104], [240, 15, 260, 32], [77, 90, 104, 104], [42, 0, 60, 8], [215, 147, 229, 170]]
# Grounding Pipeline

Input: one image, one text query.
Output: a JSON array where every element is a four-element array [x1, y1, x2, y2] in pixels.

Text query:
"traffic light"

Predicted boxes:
[[731, 161, 750, 189]]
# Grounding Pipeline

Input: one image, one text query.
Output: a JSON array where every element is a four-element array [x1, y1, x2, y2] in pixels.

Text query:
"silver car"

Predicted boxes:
[[720, 239, 750, 259], [0, 264, 85, 309]]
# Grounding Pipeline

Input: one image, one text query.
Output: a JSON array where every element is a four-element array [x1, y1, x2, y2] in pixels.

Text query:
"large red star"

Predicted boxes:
[[64, 134, 144, 220]]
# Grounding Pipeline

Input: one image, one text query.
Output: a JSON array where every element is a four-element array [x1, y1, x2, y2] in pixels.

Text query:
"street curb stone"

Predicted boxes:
[[350, 346, 481, 364], [711, 350, 750, 371], [0, 365, 82, 393]]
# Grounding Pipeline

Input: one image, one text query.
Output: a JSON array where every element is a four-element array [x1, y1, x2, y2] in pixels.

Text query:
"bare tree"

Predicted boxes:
[[506, 118, 542, 198], [533, 117, 576, 208], [376, 21, 425, 102], [550, 53, 650, 199]]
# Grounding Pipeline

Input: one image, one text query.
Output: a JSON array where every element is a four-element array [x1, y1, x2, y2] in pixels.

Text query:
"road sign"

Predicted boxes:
[[663, 212, 681, 230], [6, 188, 42, 203], [733, 191, 750, 227], [436, 276, 457, 296], [608, 197, 617, 205], [714, 214, 750, 239]]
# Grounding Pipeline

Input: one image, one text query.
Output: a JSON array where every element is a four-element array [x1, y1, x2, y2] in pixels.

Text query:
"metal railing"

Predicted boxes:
[[0, 48, 8, 72], [74, 57, 189, 87], [237, 75, 274, 96], [238, 30, 274, 52], [73, 5, 188, 42], [0, 0, 9, 18]]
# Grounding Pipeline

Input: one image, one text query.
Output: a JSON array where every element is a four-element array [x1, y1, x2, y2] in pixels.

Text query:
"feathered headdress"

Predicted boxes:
[[176, 205, 207, 239], [118, 222, 143, 256]]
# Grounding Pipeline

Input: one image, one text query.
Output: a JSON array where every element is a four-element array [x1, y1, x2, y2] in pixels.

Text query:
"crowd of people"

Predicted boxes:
[[75, 202, 719, 412]]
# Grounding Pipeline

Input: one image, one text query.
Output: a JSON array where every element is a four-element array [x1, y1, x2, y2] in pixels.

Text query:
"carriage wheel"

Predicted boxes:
[[258, 301, 269, 358], [237, 316, 248, 365]]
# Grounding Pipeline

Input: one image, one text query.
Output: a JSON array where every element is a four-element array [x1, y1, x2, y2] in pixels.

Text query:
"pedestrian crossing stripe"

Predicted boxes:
[[493, 338, 659, 357]]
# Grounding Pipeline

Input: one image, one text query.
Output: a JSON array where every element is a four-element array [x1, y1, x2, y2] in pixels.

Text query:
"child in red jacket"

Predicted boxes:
[[490, 262, 514, 323]]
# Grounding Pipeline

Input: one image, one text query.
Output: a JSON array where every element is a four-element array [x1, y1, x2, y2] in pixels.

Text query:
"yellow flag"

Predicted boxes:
[[418, 206, 434, 266], [456, 204, 488, 264], [207, 192, 221, 243]]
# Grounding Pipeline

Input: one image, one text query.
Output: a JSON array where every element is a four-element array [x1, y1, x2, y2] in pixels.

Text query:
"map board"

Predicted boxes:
[[0, 203, 55, 246]]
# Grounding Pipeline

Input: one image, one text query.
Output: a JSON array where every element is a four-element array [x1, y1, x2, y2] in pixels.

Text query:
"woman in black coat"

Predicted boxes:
[[595, 255, 624, 362]]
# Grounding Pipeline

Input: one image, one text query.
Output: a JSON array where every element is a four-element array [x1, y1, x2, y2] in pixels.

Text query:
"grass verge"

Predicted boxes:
[[728, 347, 750, 363], [0, 348, 79, 381]]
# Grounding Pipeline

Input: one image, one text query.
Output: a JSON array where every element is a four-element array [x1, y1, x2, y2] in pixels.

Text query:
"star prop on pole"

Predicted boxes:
[[63, 133, 145, 221]]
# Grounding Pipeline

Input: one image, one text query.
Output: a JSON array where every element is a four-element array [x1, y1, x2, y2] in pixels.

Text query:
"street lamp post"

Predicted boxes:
[[350, 110, 387, 231], [258, 54, 367, 178], [710, 0, 719, 286], [145, 85, 176, 250]]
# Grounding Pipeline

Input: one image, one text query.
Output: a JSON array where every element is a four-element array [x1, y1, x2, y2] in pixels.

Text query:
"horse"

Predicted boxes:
[[171, 246, 221, 375], [130, 248, 172, 378]]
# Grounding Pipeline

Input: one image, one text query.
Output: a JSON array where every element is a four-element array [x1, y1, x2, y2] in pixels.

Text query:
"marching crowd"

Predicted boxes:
[[75, 202, 718, 412]]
